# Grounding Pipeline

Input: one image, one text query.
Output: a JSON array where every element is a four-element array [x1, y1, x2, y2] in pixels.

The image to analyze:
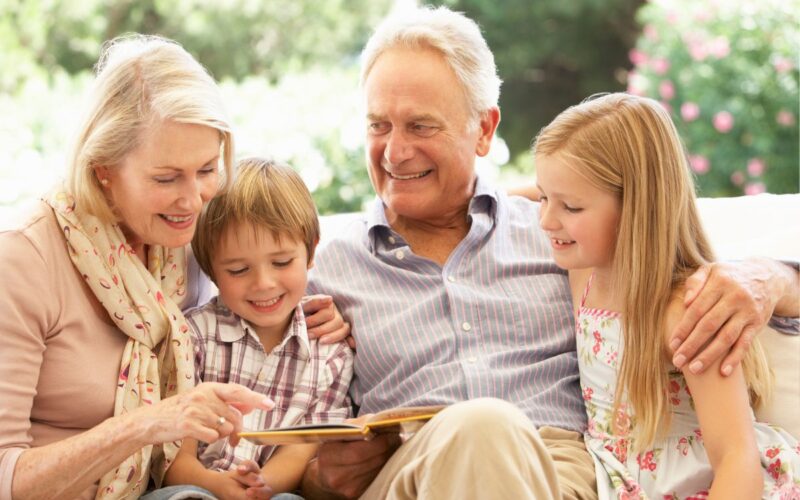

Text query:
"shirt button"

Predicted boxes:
[[257, 370, 267, 382], [388, 236, 396, 244], [462, 322, 471, 332], [467, 356, 478, 364], [447, 275, 456, 283], [396, 250, 405, 260]]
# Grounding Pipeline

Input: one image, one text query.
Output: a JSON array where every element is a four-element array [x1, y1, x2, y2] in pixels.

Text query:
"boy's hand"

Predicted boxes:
[[216, 461, 273, 499], [302, 294, 354, 348]]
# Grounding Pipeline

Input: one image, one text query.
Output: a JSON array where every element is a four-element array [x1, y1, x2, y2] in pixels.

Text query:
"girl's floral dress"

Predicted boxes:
[[576, 277, 800, 499]]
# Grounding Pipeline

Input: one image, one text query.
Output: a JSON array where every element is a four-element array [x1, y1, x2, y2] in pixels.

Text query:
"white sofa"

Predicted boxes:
[[318, 193, 800, 437]]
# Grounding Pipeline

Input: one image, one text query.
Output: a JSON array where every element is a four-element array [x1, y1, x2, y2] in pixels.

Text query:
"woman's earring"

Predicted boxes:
[[100, 178, 109, 186]]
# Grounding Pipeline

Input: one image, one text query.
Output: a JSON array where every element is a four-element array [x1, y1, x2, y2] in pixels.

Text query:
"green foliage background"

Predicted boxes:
[[1, 0, 797, 216]]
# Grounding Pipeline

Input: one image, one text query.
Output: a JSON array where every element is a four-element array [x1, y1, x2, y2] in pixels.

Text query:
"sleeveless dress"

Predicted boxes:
[[576, 275, 800, 499]]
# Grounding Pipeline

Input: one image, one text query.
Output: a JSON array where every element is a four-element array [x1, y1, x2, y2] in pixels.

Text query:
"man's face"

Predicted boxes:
[[363, 47, 497, 225]]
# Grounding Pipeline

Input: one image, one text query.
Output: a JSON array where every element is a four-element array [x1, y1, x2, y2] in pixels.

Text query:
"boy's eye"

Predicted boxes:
[[273, 259, 294, 268], [227, 267, 248, 276]]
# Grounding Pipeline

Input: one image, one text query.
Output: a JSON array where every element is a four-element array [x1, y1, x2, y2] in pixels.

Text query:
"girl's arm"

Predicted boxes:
[[261, 443, 318, 493], [666, 300, 763, 499]]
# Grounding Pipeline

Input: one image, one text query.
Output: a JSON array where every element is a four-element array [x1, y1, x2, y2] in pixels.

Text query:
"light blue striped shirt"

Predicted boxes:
[[309, 177, 587, 432]]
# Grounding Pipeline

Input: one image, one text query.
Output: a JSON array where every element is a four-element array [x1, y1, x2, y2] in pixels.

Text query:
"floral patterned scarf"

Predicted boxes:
[[47, 187, 195, 499]]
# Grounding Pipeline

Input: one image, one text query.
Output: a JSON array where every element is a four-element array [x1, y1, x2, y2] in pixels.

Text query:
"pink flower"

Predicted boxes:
[[768, 458, 783, 480], [708, 36, 730, 59], [659, 80, 675, 100], [619, 483, 643, 500], [777, 109, 796, 127], [747, 158, 765, 177], [745, 182, 766, 196], [681, 102, 700, 122], [583, 387, 594, 401], [644, 24, 659, 41], [677, 437, 690, 456], [713, 111, 734, 133], [629, 49, 648, 66], [651, 57, 670, 75], [659, 101, 672, 114], [687, 40, 707, 61], [766, 447, 781, 459], [774, 57, 794, 73], [689, 155, 710, 174], [730, 171, 745, 186]]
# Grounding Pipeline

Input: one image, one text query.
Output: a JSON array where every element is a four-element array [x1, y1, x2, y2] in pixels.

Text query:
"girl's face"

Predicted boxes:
[[100, 120, 221, 251], [535, 152, 622, 272]]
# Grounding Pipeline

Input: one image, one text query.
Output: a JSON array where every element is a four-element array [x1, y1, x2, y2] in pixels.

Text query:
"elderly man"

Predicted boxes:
[[302, 6, 799, 499]]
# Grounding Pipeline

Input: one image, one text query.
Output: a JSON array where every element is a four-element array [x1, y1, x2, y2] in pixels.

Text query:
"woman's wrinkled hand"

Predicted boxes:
[[134, 382, 274, 447]]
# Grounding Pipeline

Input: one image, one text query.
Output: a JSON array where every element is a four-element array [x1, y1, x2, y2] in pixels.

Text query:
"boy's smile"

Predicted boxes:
[[211, 223, 312, 349]]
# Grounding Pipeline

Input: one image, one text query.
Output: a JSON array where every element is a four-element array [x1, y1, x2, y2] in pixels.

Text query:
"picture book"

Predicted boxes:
[[239, 405, 446, 445]]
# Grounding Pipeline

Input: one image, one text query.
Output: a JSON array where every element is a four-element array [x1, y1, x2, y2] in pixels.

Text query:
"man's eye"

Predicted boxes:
[[273, 259, 293, 268], [411, 124, 437, 137], [368, 122, 390, 135], [227, 267, 248, 276]]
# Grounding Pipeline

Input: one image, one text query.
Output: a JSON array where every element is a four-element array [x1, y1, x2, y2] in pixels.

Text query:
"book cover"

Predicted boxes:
[[239, 405, 446, 445]]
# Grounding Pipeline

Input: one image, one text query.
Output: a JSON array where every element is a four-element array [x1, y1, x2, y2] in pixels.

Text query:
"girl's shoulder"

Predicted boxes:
[[567, 268, 593, 313]]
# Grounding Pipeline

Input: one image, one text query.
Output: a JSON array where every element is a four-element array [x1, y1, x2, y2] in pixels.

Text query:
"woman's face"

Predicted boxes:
[[101, 120, 222, 250]]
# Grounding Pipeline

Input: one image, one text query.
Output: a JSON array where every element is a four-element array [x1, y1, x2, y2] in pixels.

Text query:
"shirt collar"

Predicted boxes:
[[214, 299, 312, 357], [365, 175, 499, 251]]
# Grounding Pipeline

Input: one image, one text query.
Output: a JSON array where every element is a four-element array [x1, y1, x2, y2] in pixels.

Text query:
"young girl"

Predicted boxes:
[[533, 93, 799, 498]]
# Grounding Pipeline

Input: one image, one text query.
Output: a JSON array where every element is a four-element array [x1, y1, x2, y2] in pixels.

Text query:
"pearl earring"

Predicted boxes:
[[100, 178, 109, 186]]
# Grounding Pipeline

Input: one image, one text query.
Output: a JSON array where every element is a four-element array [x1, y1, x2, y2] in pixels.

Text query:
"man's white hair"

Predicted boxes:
[[360, 5, 502, 119]]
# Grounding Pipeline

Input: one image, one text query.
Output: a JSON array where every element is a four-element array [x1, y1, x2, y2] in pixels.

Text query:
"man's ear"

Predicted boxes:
[[475, 107, 501, 157]]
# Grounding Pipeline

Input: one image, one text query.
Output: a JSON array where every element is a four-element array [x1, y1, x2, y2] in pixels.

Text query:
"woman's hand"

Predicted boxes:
[[302, 294, 354, 348], [134, 382, 274, 447]]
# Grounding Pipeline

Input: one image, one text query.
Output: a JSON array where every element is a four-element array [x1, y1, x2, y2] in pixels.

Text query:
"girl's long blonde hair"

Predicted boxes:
[[533, 93, 771, 449]]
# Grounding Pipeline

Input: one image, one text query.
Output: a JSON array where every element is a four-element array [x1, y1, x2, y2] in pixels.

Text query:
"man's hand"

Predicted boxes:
[[669, 259, 789, 377], [306, 433, 401, 499], [302, 295, 354, 348]]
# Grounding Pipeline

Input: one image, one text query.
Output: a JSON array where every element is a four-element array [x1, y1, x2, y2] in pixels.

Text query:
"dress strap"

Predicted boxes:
[[580, 271, 595, 308]]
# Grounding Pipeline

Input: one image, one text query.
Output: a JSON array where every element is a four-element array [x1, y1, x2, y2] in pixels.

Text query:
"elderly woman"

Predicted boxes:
[[0, 35, 344, 499]]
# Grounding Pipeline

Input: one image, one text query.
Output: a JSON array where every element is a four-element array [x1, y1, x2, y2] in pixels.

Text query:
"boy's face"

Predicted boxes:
[[211, 223, 312, 345]]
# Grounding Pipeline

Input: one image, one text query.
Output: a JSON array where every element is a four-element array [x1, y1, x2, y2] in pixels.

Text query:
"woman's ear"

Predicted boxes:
[[95, 166, 111, 187]]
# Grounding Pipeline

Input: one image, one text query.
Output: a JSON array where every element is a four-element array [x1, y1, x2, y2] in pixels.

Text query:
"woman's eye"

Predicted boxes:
[[199, 167, 216, 176], [154, 177, 177, 184]]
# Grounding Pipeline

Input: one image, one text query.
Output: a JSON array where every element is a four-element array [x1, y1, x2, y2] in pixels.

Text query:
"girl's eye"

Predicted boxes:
[[273, 259, 293, 268], [199, 167, 216, 176], [539, 196, 548, 203], [564, 205, 583, 213], [227, 267, 248, 276]]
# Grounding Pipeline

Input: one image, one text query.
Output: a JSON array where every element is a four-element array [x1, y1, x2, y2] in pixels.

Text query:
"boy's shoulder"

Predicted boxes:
[[184, 296, 243, 340]]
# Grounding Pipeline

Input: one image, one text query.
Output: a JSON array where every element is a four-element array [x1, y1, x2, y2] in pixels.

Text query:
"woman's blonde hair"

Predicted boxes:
[[67, 34, 234, 223], [533, 92, 772, 450], [192, 157, 320, 282]]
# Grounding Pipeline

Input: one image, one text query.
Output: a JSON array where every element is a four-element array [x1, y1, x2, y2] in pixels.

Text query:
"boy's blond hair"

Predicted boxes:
[[193, 157, 320, 281]]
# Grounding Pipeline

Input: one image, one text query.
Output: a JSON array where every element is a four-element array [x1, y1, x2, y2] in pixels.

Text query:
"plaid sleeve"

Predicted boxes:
[[304, 342, 354, 424]]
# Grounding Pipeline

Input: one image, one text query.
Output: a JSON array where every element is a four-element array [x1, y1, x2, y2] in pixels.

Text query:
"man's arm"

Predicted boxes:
[[670, 258, 799, 377]]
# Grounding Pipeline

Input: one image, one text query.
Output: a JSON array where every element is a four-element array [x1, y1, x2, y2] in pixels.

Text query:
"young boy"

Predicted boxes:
[[163, 158, 354, 499]]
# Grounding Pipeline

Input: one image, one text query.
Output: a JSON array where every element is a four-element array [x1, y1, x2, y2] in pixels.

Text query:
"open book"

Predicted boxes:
[[239, 405, 446, 445]]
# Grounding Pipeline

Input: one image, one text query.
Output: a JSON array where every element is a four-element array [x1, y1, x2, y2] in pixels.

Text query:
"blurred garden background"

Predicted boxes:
[[1, 0, 797, 217]]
